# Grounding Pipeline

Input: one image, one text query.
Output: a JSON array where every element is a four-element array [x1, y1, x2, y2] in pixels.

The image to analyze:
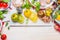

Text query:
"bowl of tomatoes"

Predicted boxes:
[[52, 5, 60, 26], [0, 0, 11, 10]]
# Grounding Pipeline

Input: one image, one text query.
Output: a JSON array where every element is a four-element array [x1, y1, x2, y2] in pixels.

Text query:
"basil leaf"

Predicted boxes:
[[8, 27, 10, 30], [53, 15, 57, 19], [5, 22, 8, 27]]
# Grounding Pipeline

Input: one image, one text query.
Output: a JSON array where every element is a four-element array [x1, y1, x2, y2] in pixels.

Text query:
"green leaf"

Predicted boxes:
[[34, 2, 40, 7], [32, 0, 35, 4], [57, 10, 60, 15], [25, 3, 31, 9], [8, 27, 10, 30], [21, 4, 26, 9], [36, 8, 40, 12], [0, 15, 4, 19], [5, 22, 8, 27], [53, 15, 57, 19], [0, 11, 3, 15], [2, 10, 8, 14]]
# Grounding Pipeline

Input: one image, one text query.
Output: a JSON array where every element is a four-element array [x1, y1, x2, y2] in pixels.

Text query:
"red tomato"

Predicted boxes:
[[54, 25, 60, 32], [2, 39, 6, 40], [1, 34, 7, 40], [3, 3, 8, 8], [54, 21, 60, 32], [0, 2, 3, 8]]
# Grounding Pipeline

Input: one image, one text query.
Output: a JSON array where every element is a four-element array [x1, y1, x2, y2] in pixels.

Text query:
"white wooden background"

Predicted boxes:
[[3, 27, 60, 40]]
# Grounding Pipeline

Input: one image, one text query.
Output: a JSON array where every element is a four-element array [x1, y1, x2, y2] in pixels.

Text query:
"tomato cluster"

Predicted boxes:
[[0, 2, 8, 9]]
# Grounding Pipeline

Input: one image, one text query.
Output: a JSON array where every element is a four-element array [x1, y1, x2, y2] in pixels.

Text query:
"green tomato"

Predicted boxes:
[[18, 14, 24, 24], [0, 11, 3, 15], [3, 0, 10, 2], [11, 13, 18, 22]]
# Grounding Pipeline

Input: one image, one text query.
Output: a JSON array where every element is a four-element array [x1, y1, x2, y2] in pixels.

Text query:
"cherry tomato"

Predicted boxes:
[[54, 21, 60, 32], [1, 34, 7, 40], [3, 3, 8, 8], [54, 24, 60, 32], [0, 2, 3, 8]]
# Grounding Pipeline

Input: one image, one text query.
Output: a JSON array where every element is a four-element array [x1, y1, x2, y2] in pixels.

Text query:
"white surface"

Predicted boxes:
[[3, 27, 60, 40], [1, 0, 60, 40]]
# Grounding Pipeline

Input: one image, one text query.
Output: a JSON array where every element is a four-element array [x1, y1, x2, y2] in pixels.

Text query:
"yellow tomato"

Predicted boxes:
[[56, 15, 60, 21], [45, 8, 52, 17], [24, 9, 32, 18], [29, 12, 38, 23]]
